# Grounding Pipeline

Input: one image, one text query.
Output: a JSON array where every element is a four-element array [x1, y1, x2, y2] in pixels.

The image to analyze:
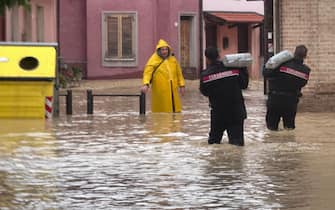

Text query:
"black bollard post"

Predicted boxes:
[[66, 90, 73, 115], [87, 89, 93, 114], [139, 92, 146, 115]]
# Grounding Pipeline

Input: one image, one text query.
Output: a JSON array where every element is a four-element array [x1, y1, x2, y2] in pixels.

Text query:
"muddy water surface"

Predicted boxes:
[[0, 85, 335, 209]]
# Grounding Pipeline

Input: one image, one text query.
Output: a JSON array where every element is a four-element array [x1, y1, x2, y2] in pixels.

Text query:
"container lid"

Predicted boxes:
[[0, 44, 57, 79]]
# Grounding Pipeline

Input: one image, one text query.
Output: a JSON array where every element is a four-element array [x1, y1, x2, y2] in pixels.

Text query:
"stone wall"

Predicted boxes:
[[280, 0, 335, 110]]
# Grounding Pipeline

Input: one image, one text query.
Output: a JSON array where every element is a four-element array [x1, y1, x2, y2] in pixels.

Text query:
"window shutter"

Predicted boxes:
[[122, 16, 133, 58], [107, 16, 118, 57], [180, 18, 191, 67]]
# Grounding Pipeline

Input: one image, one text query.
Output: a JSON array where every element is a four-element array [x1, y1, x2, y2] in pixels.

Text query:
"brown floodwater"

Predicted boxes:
[[0, 86, 334, 209]]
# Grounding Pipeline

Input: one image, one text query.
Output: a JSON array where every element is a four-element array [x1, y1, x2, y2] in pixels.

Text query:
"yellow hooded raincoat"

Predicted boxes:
[[143, 39, 185, 112]]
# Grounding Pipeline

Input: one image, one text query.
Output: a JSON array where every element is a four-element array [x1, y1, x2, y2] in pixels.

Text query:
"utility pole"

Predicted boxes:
[[263, 0, 274, 94], [199, 0, 203, 77], [53, 0, 61, 117]]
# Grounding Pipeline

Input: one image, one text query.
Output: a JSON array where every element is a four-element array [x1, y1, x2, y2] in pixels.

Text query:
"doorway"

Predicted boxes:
[[180, 15, 197, 79]]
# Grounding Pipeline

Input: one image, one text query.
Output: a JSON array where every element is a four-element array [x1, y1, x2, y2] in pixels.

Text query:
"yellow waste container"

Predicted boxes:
[[0, 42, 57, 119]]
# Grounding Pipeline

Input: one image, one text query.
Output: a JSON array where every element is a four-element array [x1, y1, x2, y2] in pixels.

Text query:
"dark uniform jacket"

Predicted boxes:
[[263, 58, 311, 98], [200, 61, 249, 124]]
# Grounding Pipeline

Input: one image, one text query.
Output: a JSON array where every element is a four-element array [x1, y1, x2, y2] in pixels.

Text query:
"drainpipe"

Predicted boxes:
[[263, 0, 274, 95], [53, 0, 60, 117], [199, 0, 203, 77], [273, 0, 280, 53]]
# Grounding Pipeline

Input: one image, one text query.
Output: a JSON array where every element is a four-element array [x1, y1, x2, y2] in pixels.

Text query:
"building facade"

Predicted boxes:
[[270, 0, 335, 111], [59, 0, 200, 80], [202, 0, 264, 79], [3, 0, 57, 42]]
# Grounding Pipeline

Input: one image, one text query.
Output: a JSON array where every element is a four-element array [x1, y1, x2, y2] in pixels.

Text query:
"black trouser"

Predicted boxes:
[[266, 94, 298, 130], [208, 109, 244, 146]]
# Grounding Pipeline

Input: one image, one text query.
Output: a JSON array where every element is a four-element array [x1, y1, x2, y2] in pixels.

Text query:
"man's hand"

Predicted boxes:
[[179, 86, 185, 96], [141, 84, 149, 94]]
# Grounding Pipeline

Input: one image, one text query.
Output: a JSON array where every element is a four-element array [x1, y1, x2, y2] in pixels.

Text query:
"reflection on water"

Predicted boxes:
[[1, 87, 335, 209], [0, 119, 57, 209]]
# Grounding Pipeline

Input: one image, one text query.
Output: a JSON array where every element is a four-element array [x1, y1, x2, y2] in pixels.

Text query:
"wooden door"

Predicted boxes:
[[180, 16, 191, 68]]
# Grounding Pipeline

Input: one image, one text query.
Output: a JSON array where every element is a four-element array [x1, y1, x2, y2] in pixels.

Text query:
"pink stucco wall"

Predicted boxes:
[[59, 0, 86, 66], [86, 0, 152, 79], [217, 25, 238, 56], [156, 0, 200, 59], [5, 0, 56, 42], [85, 0, 199, 79], [34, 0, 57, 42]]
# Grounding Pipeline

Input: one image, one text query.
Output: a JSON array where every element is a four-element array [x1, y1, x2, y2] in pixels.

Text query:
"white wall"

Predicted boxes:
[[203, 0, 264, 15]]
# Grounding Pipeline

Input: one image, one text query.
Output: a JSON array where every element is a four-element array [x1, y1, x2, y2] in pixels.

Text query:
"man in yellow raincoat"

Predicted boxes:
[[141, 39, 185, 112]]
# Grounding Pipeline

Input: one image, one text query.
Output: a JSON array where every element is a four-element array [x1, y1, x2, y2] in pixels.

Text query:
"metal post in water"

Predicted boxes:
[[66, 90, 73, 115], [139, 92, 146, 115], [53, 55, 61, 117], [87, 89, 93, 114]]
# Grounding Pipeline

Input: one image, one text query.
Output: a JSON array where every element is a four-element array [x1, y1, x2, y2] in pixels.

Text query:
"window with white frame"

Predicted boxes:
[[102, 12, 137, 67]]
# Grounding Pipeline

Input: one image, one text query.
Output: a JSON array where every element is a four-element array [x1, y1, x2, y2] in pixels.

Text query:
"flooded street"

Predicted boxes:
[[1, 80, 335, 209]]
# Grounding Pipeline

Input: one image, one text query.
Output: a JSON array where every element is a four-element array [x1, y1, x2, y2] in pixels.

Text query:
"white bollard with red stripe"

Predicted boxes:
[[45, 96, 53, 118]]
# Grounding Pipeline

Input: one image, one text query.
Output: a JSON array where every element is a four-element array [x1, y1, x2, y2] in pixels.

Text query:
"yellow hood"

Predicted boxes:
[[155, 39, 172, 51]]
